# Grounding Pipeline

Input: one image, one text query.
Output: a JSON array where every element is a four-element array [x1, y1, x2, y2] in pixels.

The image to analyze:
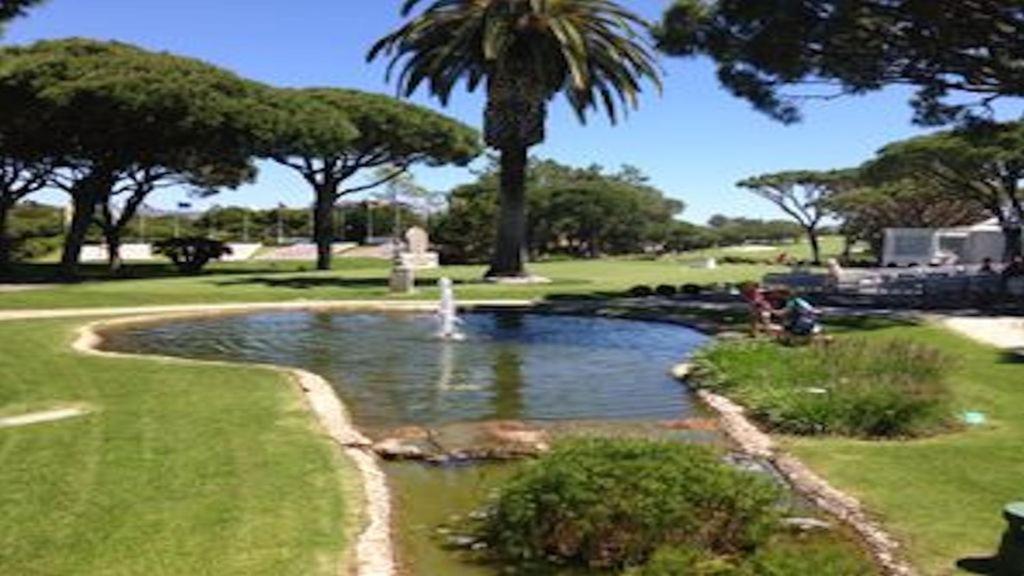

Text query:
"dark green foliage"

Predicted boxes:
[[744, 537, 877, 576], [628, 285, 655, 298], [657, 0, 1024, 125], [477, 438, 780, 569], [626, 545, 738, 576], [665, 220, 720, 252], [0, 39, 265, 274], [153, 237, 232, 274], [706, 216, 804, 246], [692, 338, 955, 438], [6, 201, 61, 262], [655, 284, 678, 297], [431, 160, 684, 263], [681, 283, 703, 295]]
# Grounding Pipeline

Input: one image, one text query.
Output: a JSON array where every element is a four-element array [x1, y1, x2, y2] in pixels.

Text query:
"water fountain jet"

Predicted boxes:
[[437, 277, 465, 341]]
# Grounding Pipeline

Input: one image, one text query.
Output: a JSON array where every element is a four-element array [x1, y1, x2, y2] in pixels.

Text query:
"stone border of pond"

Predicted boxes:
[[37, 298, 918, 576], [687, 384, 917, 576]]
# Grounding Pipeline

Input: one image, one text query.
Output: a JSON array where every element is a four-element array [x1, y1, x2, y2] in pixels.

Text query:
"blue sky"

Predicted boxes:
[[6, 0, 946, 223]]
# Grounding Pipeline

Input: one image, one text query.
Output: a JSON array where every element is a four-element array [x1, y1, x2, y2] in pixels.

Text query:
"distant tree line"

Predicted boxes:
[[4, 201, 426, 260], [429, 159, 804, 264]]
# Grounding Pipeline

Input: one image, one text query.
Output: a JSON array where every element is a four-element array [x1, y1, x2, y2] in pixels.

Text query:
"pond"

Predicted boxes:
[[100, 310, 712, 575], [102, 310, 708, 434]]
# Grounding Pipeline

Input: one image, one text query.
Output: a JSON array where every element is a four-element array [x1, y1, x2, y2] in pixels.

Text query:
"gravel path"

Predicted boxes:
[[942, 316, 1024, 350]]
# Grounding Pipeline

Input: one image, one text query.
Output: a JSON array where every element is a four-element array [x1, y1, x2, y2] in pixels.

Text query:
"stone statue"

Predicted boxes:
[[398, 226, 439, 269]]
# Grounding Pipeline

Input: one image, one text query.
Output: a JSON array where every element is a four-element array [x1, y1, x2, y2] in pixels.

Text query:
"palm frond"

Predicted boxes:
[[368, 0, 662, 124]]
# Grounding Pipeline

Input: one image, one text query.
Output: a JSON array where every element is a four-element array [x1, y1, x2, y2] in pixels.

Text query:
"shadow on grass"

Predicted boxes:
[[956, 556, 1003, 575], [0, 260, 391, 285], [826, 315, 921, 333], [213, 276, 390, 290], [999, 349, 1024, 364]]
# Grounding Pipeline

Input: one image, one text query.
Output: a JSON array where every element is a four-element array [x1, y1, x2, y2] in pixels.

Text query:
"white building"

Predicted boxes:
[[882, 218, 1011, 266]]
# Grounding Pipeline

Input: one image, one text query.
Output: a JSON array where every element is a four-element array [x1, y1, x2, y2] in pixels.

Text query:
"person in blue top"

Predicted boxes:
[[777, 291, 822, 339]]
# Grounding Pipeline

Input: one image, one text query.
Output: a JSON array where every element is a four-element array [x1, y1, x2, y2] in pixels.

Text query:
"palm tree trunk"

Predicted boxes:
[[314, 187, 335, 271], [487, 144, 529, 278]]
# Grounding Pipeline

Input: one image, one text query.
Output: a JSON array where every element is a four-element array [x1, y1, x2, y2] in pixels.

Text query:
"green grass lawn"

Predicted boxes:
[[2, 251, 1017, 576], [0, 319, 354, 576], [0, 258, 785, 310], [784, 324, 1024, 575]]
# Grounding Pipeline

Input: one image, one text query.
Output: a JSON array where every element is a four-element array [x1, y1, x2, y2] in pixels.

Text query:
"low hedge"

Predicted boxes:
[[691, 338, 955, 438]]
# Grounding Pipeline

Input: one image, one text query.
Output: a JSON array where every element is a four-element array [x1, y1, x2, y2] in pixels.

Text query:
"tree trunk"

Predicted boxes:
[[61, 186, 104, 278], [1002, 226, 1023, 262], [486, 144, 529, 278], [61, 169, 117, 278], [313, 187, 335, 271], [806, 228, 822, 265], [105, 226, 123, 274], [0, 200, 12, 271]]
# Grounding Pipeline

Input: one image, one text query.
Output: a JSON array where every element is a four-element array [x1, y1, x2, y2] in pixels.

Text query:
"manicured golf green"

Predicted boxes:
[[0, 319, 354, 576]]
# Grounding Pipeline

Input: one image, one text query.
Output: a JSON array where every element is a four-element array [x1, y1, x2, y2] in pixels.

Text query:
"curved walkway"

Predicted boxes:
[[942, 315, 1024, 350]]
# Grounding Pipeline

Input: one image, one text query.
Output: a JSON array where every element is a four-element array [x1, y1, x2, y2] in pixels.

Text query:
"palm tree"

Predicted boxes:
[[369, 0, 661, 278]]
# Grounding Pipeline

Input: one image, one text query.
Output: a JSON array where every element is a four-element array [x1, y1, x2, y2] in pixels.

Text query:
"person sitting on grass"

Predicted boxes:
[[773, 290, 824, 343]]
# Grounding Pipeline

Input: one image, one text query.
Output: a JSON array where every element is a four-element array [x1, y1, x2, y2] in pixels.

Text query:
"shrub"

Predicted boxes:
[[153, 237, 232, 274], [720, 255, 772, 265], [11, 235, 63, 262], [681, 283, 704, 296], [655, 284, 678, 297], [626, 537, 876, 576], [624, 545, 740, 576], [477, 438, 779, 569], [744, 537, 877, 576], [691, 338, 954, 438], [628, 285, 655, 297]]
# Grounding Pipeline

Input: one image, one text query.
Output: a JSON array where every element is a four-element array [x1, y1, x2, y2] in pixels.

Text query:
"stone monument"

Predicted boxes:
[[398, 226, 439, 270]]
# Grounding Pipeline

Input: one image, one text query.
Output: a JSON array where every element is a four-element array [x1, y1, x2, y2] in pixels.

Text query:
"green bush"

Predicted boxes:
[[745, 537, 876, 576], [477, 438, 780, 569], [153, 237, 232, 274], [628, 285, 655, 297], [12, 235, 63, 262], [626, 537, 876, 576], [691, 338, 954, 438], [625, 545, 740, 576]]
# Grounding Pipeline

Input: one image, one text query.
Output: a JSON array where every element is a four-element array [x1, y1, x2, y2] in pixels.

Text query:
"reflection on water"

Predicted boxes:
[[101, 311, 707, 433]]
